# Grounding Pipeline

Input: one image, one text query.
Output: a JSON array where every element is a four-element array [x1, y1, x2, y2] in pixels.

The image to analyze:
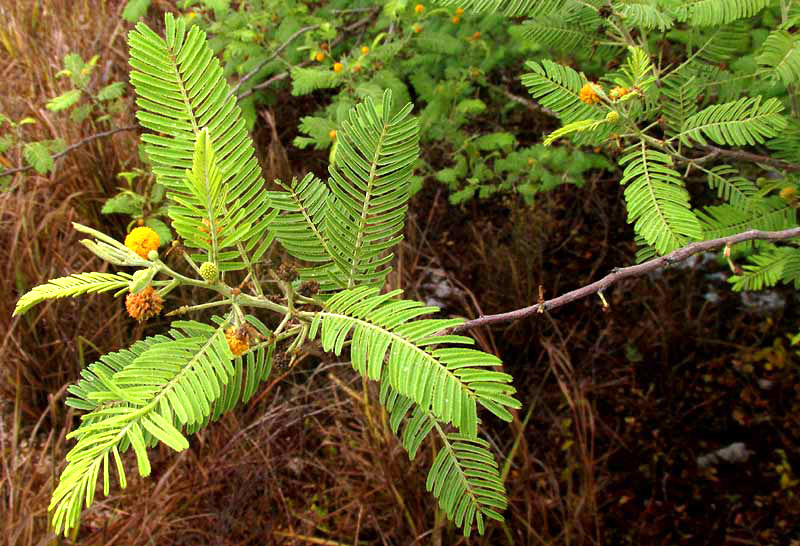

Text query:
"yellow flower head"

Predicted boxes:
[[779, 186, 797, 201], [361, 46, 369, 55], [315, 51, 326, 62], [456, 7, 465, 15], [415, 4, 425, 13], [609, 86, 630, 100], [579, 82, 602, 105], [225, 326, 249, 356], [125, 285, 164, 322], [329, 129, 338, 140], [125, 226, 160, 259], [333, 62, 343, 73]]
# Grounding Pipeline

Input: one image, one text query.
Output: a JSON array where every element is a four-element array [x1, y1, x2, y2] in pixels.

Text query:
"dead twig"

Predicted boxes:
[[702, 145, 800, 172], [236, 8, 380, 101], [228, 24, 320, 99], [450, 227, 800, 333], [0, 125, 138, 179]]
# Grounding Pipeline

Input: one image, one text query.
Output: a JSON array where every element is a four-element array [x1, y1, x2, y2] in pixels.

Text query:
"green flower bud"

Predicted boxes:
[[606, 110, 620, 123], [147, 249, 159, 261], [130, 268, 156, 294], [199, 261, 219, 282]]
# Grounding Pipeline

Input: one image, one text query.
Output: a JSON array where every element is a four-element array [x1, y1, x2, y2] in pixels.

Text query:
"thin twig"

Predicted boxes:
[[492, 85, 556, 118], [0, 125, 138, 179], [703, 145, 800, 172], [228, 24, 320, 99], [450, 227, 800, 333], [236, 8, 380, 101]]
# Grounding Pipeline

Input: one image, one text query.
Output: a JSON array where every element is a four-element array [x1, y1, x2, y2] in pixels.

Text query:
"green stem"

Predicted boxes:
[[237, 293, 290, 315], [156, 260, 230, 294], [166, 298, 233, 317]]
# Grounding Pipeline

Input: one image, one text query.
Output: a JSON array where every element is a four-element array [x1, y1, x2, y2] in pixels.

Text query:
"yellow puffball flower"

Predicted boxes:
[[456, 7, 465, 15], [413, 24, 423, 33], [579, 82, 602, 105], [315, 51, 326, 62], [329, 129, 338, 140], [415, 4, 425, 13], [333, 62, 343, 73], [452, 16, 461, 24], [361, 46, 369, 55], [779, 186, 797, 201], [124, 226, 160, 259]]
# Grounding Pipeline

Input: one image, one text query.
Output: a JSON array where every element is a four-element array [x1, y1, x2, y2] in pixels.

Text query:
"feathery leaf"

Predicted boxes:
[[14, 273, 132, 316]]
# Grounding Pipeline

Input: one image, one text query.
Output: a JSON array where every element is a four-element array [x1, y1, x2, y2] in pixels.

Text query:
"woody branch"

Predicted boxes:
[[450, 227, 800, 334]]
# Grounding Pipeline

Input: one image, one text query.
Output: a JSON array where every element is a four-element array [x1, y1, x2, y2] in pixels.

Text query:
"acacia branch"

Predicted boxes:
[[0, 125, 138, 179], [703, 145, 800, 172], [451, 227, 800, 333], [236, 8, 380, 101], [229, 24, 320, 99]]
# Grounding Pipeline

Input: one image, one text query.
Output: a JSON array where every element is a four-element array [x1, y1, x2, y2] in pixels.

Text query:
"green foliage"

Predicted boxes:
[[437, 139, 612, 204], [381, 380, 507, 536], [679, 97, 787, 147], [187, 0, 540, 202], [22, 141, 60, 174], [14, 0, 800, 538], [46, 89, 82, 112], [271, 91, 419, 291], [48, 320, 236, 535], [123, 0, 151, 22], [311, 286, 520, 436], [619, 144, 703, 254], [757, 30, 800, 86], [704, 165, 759, 209], [434, 0, 566, 17], [0, 52, 126, 179], [102, 169, 172, 243], [729, 246, 800, 291], [128, 14, 277, 272], [675, 0, 772, 27], [15, 15, 520, 539], [496, 0, 800, 271], [521, 60, 605, 140], [13, 272, 132, 316], [49, 53, 126, 121]]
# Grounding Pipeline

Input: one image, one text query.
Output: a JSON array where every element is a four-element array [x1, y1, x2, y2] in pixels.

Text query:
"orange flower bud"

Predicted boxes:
[[125, 286, 164, 322], [225, 326, 249, 356], [579, 82, 602, 105]]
